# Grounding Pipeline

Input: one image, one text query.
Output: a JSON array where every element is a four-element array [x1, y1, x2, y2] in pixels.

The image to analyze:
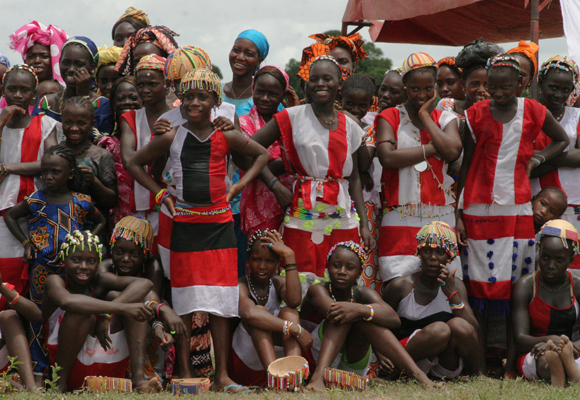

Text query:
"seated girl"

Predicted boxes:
[[512, 219, 580, 387], [100, 215, 188, 384], [383, 221, 484, 378], [0, 270, 43, 391], [229, 229, 313, 387], [42, 230, 155, 392], [300, 241, 438, 391]]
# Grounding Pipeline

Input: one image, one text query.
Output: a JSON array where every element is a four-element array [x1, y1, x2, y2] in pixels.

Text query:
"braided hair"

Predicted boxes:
[[43, 145, 86, 192], [341, 74, 376, 97], [62, 96, 95, 121]]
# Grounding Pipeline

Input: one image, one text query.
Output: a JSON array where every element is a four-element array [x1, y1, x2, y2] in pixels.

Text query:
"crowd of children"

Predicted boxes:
[[1, 5, 580, 393]]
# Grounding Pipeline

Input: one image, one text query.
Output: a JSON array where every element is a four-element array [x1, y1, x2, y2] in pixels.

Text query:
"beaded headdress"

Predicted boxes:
[[179, 68, 221, 106], [164, 46, 211, 82], [2, 64, 38, 89], [486, 53, 521, 72], [327, 241, 367, 266], [135, 54, 167, 72], [538, 55, 579, 86], [247, 229, 272, 252], [538, 219, 580, 255], [401, 52, 436, 78], [59, 230, 103, 263], [415, 221, 459, 260], [110, 216, 154, 256]]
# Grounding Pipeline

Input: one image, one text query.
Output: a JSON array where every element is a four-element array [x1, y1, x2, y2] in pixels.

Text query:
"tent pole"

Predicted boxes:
[[530, 0, 540, 99]]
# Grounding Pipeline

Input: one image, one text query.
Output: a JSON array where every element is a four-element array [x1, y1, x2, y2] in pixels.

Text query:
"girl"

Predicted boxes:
[[308, 32, 367, 76], [33, 36, 114, 136], [252, 55, 371, 278], [100, 216, 188, 388], [126, 68, 269, 393], [62, 97, 118, 215], [239, 65, 296, 236], [456, 53, 569, 372], [95, 45, 122, 99], [115, 26, 179, 76], [532, 187, 568, 233], [120, 54, 171, 254], [508, 41, 539, 97], [301, 241, 438, 391], [4, 144, 106, 379], [377, 69, 407, 112], [112, 7, 150, 48], [436, 57, 464, 101], [229, 229, 312, 387], [531, 56, 580, 267], [0, 269, 43, 391], [42, 230, 156, 392], [512, 219, 580, 386], [375, 52, 462, 283], [384, 221, 484, 378]]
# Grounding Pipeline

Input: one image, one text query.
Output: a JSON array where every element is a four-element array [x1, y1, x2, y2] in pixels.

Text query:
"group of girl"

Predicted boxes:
[[1, 4, 580, 393]]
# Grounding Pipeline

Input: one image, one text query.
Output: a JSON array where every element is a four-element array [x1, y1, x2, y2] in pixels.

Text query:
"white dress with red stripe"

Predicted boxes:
[[273, 105, 364, 278], [157, 104, 237, 279], [531, 107, 580, 269], [462, 98, 545, 316], [0, 115, 57, 293], [376, 105, 460, 282], [46, 308, 129, 391]]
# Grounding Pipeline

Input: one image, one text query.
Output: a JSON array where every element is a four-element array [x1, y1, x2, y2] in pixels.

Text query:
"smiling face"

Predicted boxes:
[[40, 154, 72, 191], [112, 81, 142, 116], [181, 88, 217, 123], [229, 38, 262, 77], [540, 69, 575, 112], [64, 246, 100, 285], [25, 43, 52, 82], [113, 21, 137, 48], [327, 247, 362, 290], [247, 241, 279, 284], [513, 54, 533, 96], [135, 69, 165, 106], [487, 67, 521, 106], [60, 45, 95, 88], [3, 71, 36, 109], [532, 190, 567, 231], [307, 60, 340, 106], [377, 72, 406, 111], [112, 238, 146, 276], [538, 236, 575, 285], [437, 65, 464, 100], [330, 46, 354, 75], [404, 68, 436, 109], [62, 105, 94, 146], [341, 88, 372, 121], [96, 64, 120, 99], [253, 73, 285, 118]]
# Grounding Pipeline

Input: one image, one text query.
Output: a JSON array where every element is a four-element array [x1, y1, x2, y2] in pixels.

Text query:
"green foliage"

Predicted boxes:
[[285, 29, 392, 98], [0, 355, 22, 392], [212, 65, 223, 80], [44, 363, 61, 392]]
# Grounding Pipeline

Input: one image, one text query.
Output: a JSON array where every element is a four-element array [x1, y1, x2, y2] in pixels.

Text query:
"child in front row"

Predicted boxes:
[[300, 241, 438, 391], [43, 230, 155, 392], [531, 187, 567, 234]]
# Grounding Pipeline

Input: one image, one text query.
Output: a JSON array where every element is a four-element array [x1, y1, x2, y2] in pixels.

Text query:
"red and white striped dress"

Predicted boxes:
[[462, 98, 545, 315], [531, 107, 580, 269], [274, 104, 364, 278], [376, 105, 460, 282], [0, 116, 57, 293]]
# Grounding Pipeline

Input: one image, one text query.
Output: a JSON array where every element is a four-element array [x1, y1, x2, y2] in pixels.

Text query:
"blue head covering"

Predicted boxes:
[[236, 29, 269, 60], [62, 36, 99, 66], [0, 53, 10, 68]]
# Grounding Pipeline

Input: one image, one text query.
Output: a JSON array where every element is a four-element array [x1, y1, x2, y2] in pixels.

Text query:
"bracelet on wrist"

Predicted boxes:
[[98, 313, 113, 320], [155, 188, 171, 206], [156, 303, 164, 318], [267, 177, 279, 190], [450, 302, 465, 310], [364, 304, 374, 321], [10, 292, 20, 306], [446, 290, 458, 301], [21, 239, 31, 248], [284, 263, 297, 269]]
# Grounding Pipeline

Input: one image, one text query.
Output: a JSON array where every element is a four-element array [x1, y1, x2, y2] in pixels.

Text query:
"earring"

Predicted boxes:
[[526, 87, 530, 95]]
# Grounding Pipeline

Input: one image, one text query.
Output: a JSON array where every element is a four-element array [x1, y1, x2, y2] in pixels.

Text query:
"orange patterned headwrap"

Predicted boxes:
[[508, 40, 539, 76], [298, 42, 350, 83], [309, 33, 367, 68], [437, 56, 462, 75]]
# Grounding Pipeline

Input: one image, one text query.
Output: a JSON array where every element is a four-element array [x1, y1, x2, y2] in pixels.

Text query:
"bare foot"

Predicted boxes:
[[558, 335, 580, 382], [545, 340, 566, 388], [306, 378, 326, 392], [134, 378, 162, 393]]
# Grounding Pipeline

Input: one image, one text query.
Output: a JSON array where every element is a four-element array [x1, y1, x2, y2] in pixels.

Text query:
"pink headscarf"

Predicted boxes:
[[9, 21, 68, 84], [253, 64, 289, 91]]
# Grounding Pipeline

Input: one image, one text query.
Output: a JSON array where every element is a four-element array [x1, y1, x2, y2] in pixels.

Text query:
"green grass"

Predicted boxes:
[[5, 378, 580, 400]]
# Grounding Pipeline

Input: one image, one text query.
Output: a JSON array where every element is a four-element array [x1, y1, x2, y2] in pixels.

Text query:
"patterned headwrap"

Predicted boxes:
[[110, 216, 154, 256], [116, 6, 150, 25], [0, 53, 10, 68], [2, 64, 39, 90], [59, 230, 104, 263], [486, 53, 521, 73], [179, 68, 222, 106], [96, 45, 122, 76], [538, 55, 579, 86], [298, 43, 350, 82], [9, 21, 68, 84], [508, 40, 539, 76], [401, 52, 436, 78], [309, 33, 367, 69], [135, 54, 167, 72], [327, 241, 367, 266], [253, 64, 290, 92], [538, 219, 580, 255], [236, 29, 269, 60], [115, 25, 179, 75], [415, 221, 459, 260], [63, 36, 100, 68], [164, 46, 212, 83], [437, 56, 463, 75]]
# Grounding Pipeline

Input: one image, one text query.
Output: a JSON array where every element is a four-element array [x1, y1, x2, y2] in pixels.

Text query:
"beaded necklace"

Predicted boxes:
[[247, 275, 271, 303], [328, 283, 354, 303]]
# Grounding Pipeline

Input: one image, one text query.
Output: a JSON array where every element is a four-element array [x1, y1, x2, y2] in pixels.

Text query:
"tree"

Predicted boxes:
[[212, 65, 223, 79], [285, 29, 392, 98]]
